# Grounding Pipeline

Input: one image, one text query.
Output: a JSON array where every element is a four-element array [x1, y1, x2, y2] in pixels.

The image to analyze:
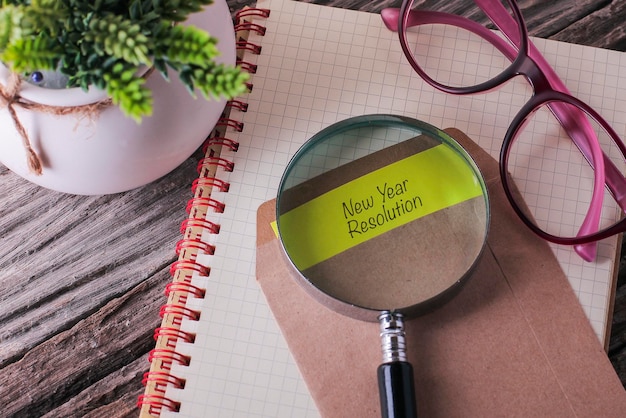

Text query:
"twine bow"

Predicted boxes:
[[0, 72, 43, 175], [0, 72, 113, 176]]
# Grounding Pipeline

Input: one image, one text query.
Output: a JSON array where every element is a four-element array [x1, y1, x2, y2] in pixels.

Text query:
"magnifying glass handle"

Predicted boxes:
[[378, 312, 417, 418], [378, 361, 417, 418]]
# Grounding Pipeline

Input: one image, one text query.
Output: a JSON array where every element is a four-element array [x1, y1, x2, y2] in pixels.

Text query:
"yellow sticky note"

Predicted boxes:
[[278, 144, 484, 270]]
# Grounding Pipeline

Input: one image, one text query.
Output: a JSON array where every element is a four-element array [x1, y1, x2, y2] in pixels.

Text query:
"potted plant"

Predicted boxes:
[[0, 0, 249, 194]]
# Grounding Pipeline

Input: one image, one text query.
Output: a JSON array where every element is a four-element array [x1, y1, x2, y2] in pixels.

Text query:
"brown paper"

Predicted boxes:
[[256, 128, 626, 417]]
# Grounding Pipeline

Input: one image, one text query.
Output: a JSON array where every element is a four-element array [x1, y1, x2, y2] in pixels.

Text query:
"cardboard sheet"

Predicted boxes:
[[256, 128, 626, 417]]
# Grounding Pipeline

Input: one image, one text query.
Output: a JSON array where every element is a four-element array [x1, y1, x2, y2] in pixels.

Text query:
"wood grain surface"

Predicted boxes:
[[1, 1, 625, 417]]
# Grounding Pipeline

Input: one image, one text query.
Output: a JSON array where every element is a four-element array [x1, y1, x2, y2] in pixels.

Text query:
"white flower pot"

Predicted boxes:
[[0, 0, 236, 195]]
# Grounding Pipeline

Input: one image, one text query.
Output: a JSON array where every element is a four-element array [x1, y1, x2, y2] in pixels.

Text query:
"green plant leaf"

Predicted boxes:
[[23, 0, 67, 37], [157, 24, 219, 68], [86, 14, 152, 66], [179, 63, 250, 101], [0, 6, 21, 50], [103, 64, 153, 122], [1, 36, 60, 72]]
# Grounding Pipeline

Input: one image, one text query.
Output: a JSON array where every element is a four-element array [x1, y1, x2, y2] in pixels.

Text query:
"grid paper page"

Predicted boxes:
[[164, 0, 626, 416]]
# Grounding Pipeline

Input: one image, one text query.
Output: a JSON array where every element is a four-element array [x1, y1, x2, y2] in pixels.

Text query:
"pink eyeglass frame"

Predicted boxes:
[[382, 0, 626, 261]]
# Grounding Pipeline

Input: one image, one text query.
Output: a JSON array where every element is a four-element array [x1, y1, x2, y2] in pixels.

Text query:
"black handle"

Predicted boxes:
[[377, 361, 417, 418]]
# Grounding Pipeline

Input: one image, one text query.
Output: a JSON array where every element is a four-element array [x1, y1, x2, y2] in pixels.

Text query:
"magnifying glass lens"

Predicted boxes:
[[277, 115, 488, 317]]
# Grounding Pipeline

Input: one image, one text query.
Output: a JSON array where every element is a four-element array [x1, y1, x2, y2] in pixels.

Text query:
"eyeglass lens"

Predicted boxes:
[[400, 0, 519, 89], [505, 101, 625, 240]]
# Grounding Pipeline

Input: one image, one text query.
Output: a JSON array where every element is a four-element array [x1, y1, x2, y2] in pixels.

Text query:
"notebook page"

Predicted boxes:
[[164, 0, 626, 416]]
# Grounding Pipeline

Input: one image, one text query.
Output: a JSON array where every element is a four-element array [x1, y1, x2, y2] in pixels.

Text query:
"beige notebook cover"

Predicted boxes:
[[256, 128, 626, 417]]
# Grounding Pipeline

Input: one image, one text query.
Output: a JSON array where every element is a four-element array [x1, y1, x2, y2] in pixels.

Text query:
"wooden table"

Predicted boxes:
[[1, 1, 625, 416]]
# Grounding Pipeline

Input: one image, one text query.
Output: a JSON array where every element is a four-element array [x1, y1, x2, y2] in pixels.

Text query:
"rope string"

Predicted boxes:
[[0, 72, 113, 176]]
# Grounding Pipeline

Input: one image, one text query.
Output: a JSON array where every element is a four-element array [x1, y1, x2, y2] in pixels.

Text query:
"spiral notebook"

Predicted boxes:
[[138, 0, 626, 416]]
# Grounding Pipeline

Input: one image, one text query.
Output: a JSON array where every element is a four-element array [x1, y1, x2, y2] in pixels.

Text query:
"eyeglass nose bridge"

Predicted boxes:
[[514, 56, 553, 94]]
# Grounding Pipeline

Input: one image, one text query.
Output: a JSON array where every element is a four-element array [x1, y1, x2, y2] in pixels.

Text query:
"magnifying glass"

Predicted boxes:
[[276, 114, 489, 418]]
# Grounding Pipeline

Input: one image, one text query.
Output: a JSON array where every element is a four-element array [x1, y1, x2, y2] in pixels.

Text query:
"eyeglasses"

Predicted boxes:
[[381, 0, 626, 262]]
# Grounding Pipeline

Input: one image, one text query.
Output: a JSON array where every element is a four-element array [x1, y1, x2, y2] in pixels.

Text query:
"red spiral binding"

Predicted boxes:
[[159, 304, 201, 325], [225, 99, 249, 112], [139, 7, 269, 416], [236, 40, 262, 55], [165, 281, 207, 299], [216, 117, 244, 132], [192, 177, 230, 193], [185, 196, 226, 214], [154, 327, 196, 345], [197, 155, 235, 173], [234, 21, 267, 36], [169, 260, 210, 278], [148, 348, 192, 368], [235, 7, 270, 21], [175, 238, 216, 257], [236, 60, 258, 74], [203, 136, 240, 152], [180, 217, 221, 235], [142, 371, 187, 391], [142, 372, 186, 391], [137, 394, 181, 415], [164, 281, 206, 307]]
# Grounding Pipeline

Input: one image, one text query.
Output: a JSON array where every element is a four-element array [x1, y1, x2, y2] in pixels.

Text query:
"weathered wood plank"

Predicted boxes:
[[520, 0, 611, 38], [41, 356, 147, 418], [0, 156, 196, 368], [1, 264, 170, 416], [550, 0, 626, 50]]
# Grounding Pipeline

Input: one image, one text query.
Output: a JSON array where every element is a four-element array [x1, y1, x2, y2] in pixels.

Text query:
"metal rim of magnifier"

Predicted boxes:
[[276, 114, 490, 322]]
